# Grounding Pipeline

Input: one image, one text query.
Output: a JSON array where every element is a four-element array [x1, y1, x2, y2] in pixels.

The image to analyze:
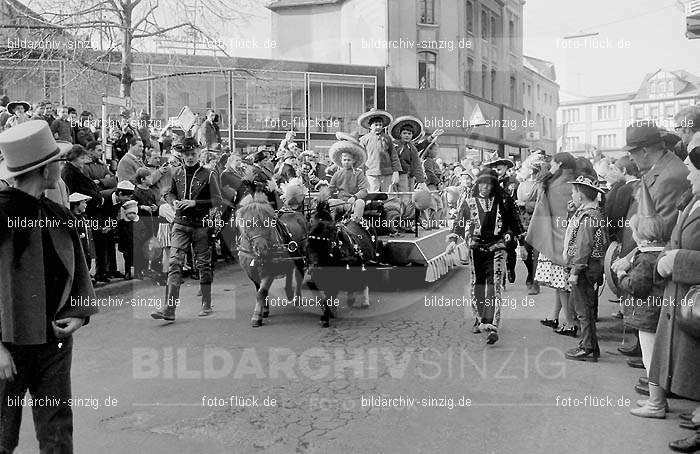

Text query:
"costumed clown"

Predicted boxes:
[[445, 168, 523, 345], [358, 108, 400, 192]]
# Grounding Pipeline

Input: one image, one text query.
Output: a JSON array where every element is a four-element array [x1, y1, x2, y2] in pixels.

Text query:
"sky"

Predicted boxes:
[[523, 0, 700, 100]]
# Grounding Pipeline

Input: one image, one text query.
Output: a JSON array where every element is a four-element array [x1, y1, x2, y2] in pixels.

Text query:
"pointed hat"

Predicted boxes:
[[637, 179, 658, 218]]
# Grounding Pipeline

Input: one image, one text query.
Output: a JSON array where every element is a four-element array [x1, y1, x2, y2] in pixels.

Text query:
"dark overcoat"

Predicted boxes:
[[649, 196, 700, 400]]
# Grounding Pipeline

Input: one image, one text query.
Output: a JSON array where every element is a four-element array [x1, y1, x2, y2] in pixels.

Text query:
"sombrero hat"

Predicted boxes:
[[484, 152, 514, 169], [389, 115, 424, 141], [357, 108, 393, 130], [329, 131, 366, 168], [7, 101, 30, 114], [0, 120, 72, 180], [568, 175, 605, 194]]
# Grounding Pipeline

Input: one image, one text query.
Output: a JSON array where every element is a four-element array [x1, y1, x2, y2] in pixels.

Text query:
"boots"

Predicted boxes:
[[151, 284, 179, 321], [198, 283, 213, 317], [630, 383, 667, 418]]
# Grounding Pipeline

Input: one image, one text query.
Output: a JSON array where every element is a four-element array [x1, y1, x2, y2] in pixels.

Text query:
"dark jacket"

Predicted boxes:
[[61, 162, 104, 216], [220, 168, 246, 217], [0, 189, 97, 345], [169, 163, 222, 225], [619, 248, 665, 331], [394, 140, 426, 183], [84, 159, 117, 190]]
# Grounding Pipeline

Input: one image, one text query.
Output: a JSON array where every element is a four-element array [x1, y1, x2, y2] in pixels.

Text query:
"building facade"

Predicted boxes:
[[558, 69, 700, 157], [269, 0, 531, 164], [521, 55, 558, 155]]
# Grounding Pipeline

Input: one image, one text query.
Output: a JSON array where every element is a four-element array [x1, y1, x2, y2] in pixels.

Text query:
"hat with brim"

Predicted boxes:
[[329, 138, 367, 168], [0, 120, 72, 180], [475, 169, 498, 185], [69, 192, 92, 203], [7, 101, 30, 114], [116, 180, 135, 192], [299, 150, 317, 160], [622, 122, 666, 152], [389, 115, 424, 141], [358, 108, 393, 130], [484, 155, 515, 169], [568, 175, 605, 194]]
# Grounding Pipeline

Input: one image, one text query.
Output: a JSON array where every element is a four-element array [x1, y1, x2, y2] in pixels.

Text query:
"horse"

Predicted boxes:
[[307, 200, 381, 327], [235, 193, 308, 327]]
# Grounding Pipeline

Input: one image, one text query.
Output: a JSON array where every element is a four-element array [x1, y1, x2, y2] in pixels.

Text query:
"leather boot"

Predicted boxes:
[[630, 383, 666, 418], [198, 283, 213, 316], [151, 284, 179, 321]]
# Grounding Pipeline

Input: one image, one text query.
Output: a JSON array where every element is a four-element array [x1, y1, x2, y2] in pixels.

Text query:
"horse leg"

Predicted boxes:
[[284, 265, 295, 305], [320, 289, 337, 328], [252, 276, 271, 327]]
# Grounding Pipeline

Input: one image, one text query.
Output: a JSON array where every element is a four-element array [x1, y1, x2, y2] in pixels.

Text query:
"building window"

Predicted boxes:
[[597, 134, 616, 149], [527, 84, 531, 98], [509, 19, 515, 51], [466, 1, 474, 33], [418, 0, 435, 24], [664, 103, 675, 119], [657, 81, 666, 93], [597, 104, 616, 120], [466, 57, 474, 93], [548, 118, 553, 138], [562, 108, 580, 123], [490, 68, 496, 101], [526, 110, 531, 124], [650, 82, 656, 93], [536, 84, 541, 100], [481, 64, 487, 98], [418, 52, 436, 89], [491, 16, 497, 40], [649, 105, 659, 120], [565, 136, 580, 151], [481, 10, 488, 40], [509, 75, 516, 107]]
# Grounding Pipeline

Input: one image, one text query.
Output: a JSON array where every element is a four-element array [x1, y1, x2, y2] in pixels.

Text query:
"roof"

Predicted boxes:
[[560, 92, 636, 106], [267, 0, 347, 10], [523, 55, 557, 83]]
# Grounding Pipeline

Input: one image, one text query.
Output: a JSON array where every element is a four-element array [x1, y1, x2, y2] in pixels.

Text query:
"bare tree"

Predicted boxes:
[[0, 0, 262, 99]]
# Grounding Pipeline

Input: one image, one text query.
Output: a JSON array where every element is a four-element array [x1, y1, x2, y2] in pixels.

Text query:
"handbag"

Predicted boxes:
[[678, 285, 700, 338]]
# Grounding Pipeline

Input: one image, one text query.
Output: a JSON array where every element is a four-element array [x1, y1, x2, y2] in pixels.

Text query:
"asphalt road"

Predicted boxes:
[[14, 261, 697, 453]]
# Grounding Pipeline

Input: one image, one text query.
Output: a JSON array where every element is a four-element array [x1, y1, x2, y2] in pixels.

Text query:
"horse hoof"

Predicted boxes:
[[251, 319, 263, 327]]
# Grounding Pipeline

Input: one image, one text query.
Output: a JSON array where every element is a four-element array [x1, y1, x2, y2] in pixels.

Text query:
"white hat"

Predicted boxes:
[[116, 180, 135, 191], [69, 192, 92, 203], [0, 120, 72, 179]]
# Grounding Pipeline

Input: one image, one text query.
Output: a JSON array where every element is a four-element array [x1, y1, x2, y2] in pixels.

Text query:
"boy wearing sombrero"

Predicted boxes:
[[389, 115, 427, 192], [358, 108, 400, 192], [3, 101, 30, 129], [325, 132, 369, 221], [563, 176, 608, 362]]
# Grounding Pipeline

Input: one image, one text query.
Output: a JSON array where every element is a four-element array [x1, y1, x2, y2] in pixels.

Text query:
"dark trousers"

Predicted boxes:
[[93, 229, 114, 276], [472, 249, 497, 325], [506, 240, 517, 275], [168, 223, 212, 286], [523, 241, 539, 285], [0, 338, 73, 454], [571, 261, 602, 352]]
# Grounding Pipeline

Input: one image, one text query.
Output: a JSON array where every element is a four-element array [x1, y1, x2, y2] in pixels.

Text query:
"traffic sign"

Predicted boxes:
[[469, 104, 487, 127]]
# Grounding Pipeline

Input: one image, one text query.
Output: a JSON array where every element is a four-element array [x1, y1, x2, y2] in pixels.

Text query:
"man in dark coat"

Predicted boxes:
[[0, 120, 98, 453], [61, 145, 104, 218]]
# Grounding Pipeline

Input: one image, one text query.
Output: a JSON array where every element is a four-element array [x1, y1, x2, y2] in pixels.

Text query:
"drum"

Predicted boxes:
[[604, 241, 622, 294]]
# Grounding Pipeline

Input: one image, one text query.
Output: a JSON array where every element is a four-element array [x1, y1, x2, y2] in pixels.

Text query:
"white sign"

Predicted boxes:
[[176, 106, 196, 132], [525, 130, 540, 141], [102, 95, 127, 108], [468, 104, 487, 127]]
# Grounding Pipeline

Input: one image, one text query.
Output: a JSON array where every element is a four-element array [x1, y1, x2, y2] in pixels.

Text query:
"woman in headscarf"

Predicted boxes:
[[526, 152, 579, 336]]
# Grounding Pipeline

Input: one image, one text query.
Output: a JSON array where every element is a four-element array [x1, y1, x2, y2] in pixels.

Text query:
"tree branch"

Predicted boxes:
[[132, 22, 191, 39]]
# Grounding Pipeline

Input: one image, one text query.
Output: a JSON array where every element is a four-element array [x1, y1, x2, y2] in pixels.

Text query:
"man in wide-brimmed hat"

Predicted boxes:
[[322, 131, 368, 221], [624, 121, 690, 242], [358, 108, 400, 192], [151, 135, 222, 321], [0, 120, 98, 453]]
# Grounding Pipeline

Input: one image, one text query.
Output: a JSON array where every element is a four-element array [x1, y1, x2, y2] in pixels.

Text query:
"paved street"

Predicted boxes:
[[15, 261, 696, 453]]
